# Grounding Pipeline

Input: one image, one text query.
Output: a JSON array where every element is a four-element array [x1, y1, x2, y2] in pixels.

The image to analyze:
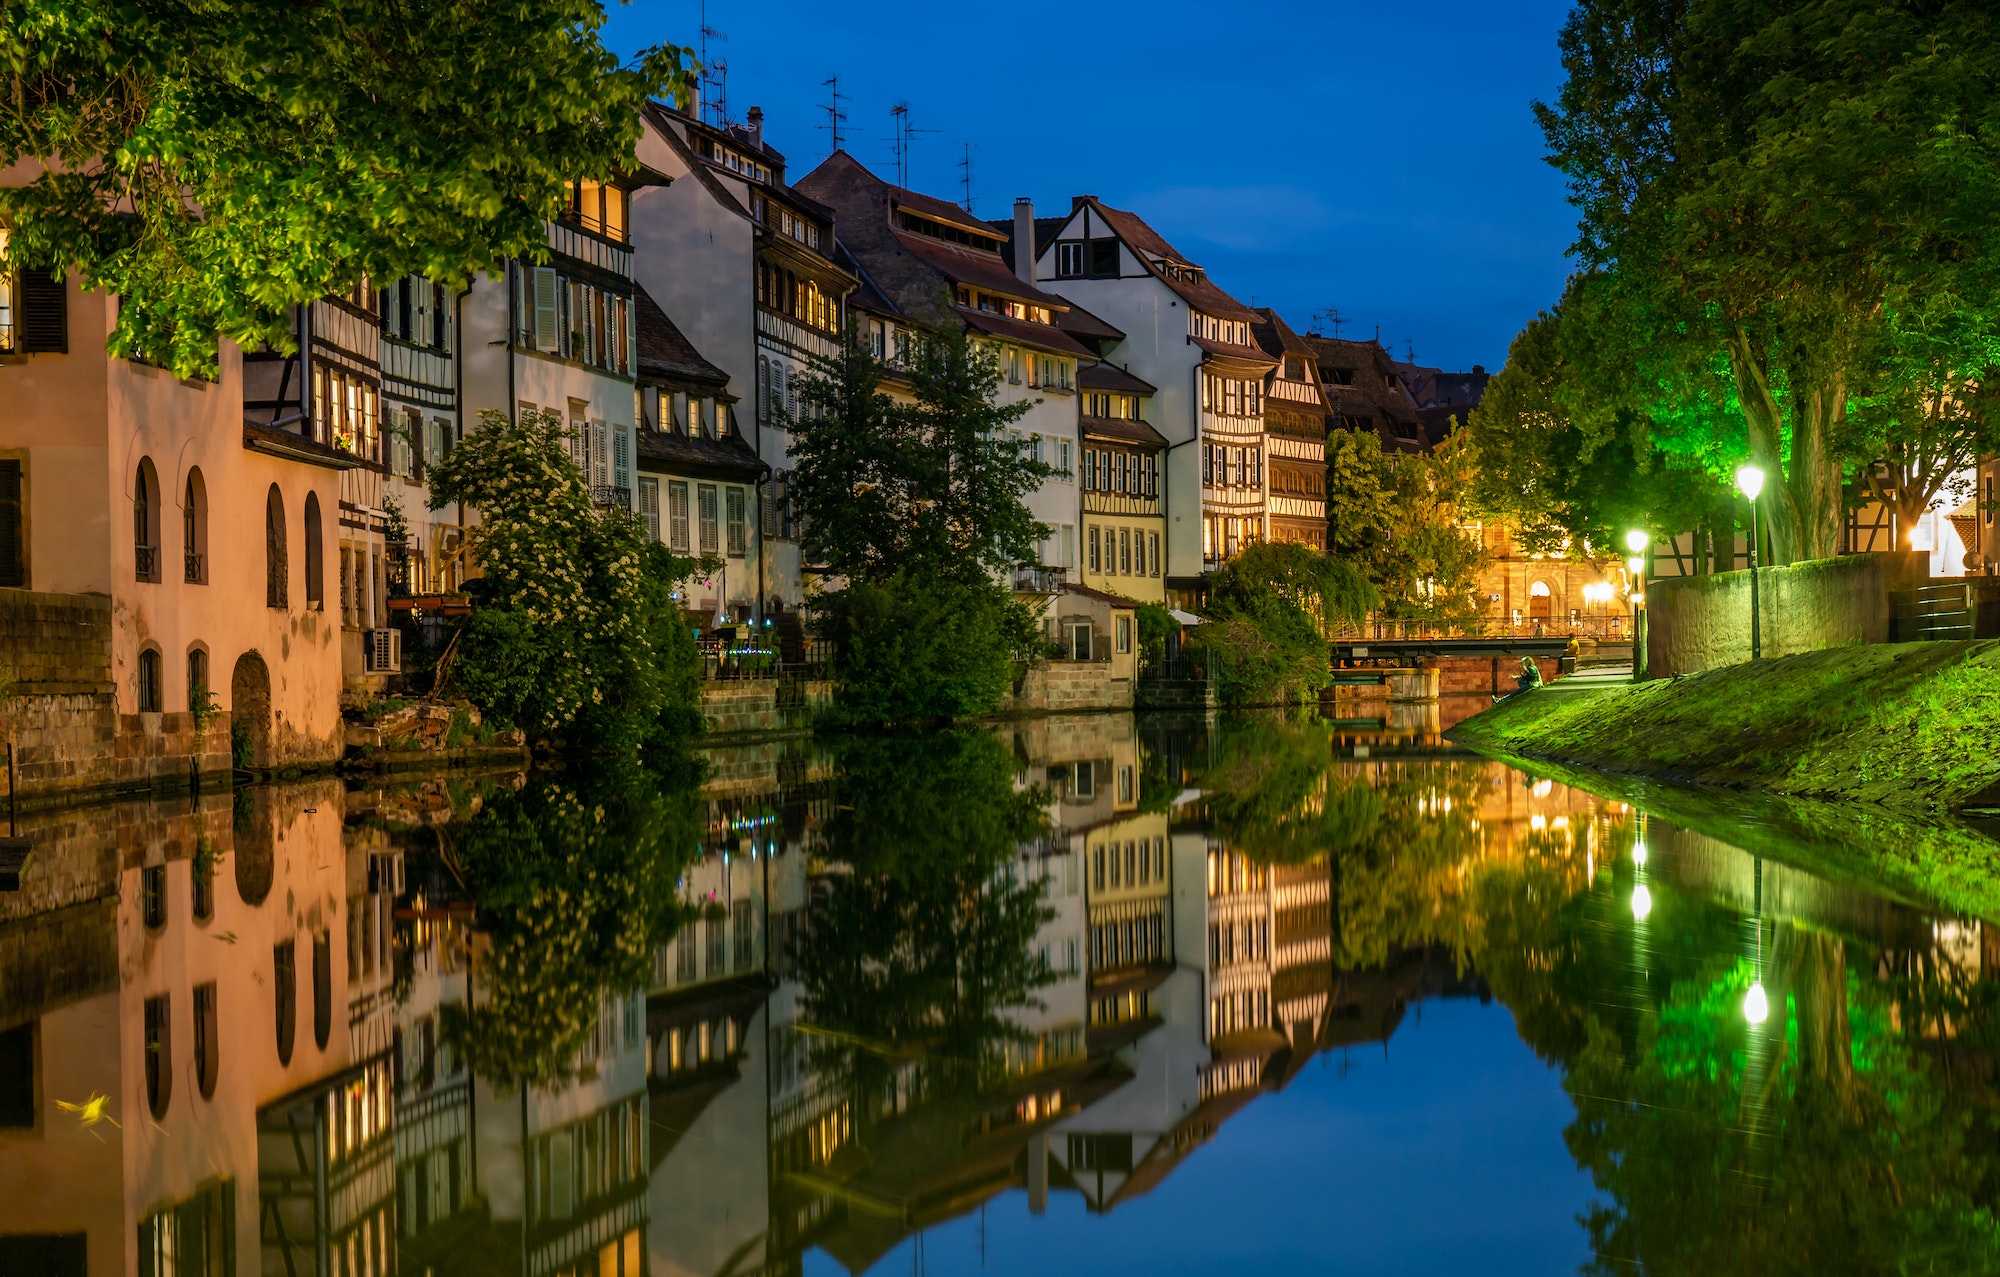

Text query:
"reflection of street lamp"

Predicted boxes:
[[1630, 883, 1653, 921], [1743, 981, 1770, 1024], [1735, 466, 1765, 660]]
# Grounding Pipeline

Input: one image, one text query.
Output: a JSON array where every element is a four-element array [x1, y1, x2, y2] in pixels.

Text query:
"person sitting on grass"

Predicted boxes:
[[1493, 657, 1543, 704]]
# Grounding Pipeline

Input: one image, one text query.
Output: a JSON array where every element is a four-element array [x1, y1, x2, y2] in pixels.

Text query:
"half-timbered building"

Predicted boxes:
[[633, 286, 767, 622], [634, 101, 855, 610], [1253, 309, 1329, 550], [1076, 363, 1167, 603], [1021, 197, 1274, 600], [796, 153, 1094, 610]]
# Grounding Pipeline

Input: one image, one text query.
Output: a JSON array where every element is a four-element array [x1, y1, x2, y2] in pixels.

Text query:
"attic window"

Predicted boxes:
[[1284, 356, 1305, 380], [1326, 368, 1356, 386]]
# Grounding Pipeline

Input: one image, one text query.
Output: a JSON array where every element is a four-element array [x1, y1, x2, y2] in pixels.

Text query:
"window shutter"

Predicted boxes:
[[532, 268, 560, 353], [0, 460, 21, 586], [591, 421, 609, 487], [612, 424, 631, 492], [19, 269, 65, 353], [640, 477, 661, 541], [757, 356, 769, 422]]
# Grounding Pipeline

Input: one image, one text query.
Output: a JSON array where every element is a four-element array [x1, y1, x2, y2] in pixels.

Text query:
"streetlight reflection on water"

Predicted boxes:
[[1743, 981, 1771, 1025]]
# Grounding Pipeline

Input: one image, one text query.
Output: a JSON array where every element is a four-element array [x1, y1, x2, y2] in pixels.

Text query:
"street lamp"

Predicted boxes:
[[1735, 465, 1765, 660], [1625, 530, 1650, 681]]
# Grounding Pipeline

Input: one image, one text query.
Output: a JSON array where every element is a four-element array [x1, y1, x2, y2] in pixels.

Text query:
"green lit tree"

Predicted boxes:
[[1537, 0, 2000, 563], [0, 0, 693, 376]]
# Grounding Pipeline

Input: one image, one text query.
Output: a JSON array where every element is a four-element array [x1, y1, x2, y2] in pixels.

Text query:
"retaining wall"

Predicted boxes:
[[1645, 552, 1927, 678], [1000, 662, 1134, 715]]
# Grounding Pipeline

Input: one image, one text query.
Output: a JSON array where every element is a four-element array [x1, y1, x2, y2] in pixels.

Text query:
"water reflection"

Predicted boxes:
[[0, 712, 1996, 1275]]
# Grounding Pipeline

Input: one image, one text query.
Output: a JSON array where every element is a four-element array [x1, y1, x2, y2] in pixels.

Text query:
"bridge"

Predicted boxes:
[[1331, 636, 1580, 666]]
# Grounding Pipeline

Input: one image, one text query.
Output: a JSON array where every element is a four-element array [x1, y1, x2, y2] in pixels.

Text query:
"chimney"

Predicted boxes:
[[747, 105, 764, 150], [1472, 364, 1486, 375], [1012, 197, 1035, 284]]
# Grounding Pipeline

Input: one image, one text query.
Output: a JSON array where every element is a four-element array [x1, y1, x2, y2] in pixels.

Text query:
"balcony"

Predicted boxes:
[[184, 552, 204, 584], [1013, 565, 1068, 595], [134, 544, 158, 582], [591, 485, 632, 510]]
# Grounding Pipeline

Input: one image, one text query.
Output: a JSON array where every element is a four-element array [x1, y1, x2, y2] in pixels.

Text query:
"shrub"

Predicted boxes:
[[816, 572, 1042, 727]]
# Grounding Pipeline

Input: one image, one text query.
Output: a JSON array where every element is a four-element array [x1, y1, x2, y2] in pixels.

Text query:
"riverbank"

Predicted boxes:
[[1448, 639, 2000, 815]]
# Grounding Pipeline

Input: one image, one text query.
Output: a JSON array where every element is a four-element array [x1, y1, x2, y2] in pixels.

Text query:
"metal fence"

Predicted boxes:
[[1334, 614, 1631, 642]]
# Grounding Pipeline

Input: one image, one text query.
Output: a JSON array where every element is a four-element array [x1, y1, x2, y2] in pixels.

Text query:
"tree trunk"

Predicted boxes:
[[1724, 327, 1846, 564]]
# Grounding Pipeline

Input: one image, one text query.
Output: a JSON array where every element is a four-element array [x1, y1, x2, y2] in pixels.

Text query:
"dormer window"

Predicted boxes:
[[1084, 392, 1136, 420], [1327, 368, 1356, 386], [895, 209, 1002, 253], [562, 180, 629, 244]]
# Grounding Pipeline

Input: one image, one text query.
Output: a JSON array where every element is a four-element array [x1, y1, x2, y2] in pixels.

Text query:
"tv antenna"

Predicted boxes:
[[887, 102, 937, 188], [957, 142, 975, 212], [818, 74, 850, 155], [1404, 338, 1416, 363], [1312, 306, 1346, 340], [697, 2, 729, 127]]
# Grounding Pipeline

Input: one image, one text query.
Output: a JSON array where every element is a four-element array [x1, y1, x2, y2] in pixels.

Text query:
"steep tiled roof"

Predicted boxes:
[[1054, 296, 1124, 344], [798, 152, 1088, 348], [1190, 333, 1277, 368], [1302, 335, 1428, 453], [1081, 198, 1262, 324], [635, 284, 729, 390], [957, 306, 1095, 358], [1081, 416, 1169, 449], [1078, 361, 1155, 395], [635, 426, 766, 482]]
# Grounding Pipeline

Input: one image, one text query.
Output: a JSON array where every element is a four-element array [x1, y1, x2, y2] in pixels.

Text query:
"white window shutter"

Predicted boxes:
[[591, 421, 609, 487], [533, 268, 560, 352]]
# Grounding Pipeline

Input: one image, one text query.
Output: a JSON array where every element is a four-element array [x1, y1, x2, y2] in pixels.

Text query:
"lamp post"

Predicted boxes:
[[1735, 466, 1765, 660], [1625, 529, 1650, 681]]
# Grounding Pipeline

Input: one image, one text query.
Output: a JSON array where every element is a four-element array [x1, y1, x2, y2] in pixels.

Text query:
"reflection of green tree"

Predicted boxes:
[[439, 761, 702, 1088], [799, 731, 1054, 1093], [1198, 716, 1382, 866], [1565, 925, 2000, 1274]]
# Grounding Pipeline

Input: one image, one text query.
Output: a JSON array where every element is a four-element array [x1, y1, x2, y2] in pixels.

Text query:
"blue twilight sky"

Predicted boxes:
[[601, 0, 1581, 374]]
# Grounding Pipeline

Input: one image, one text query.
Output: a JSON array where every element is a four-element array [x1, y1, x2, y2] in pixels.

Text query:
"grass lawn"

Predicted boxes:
[[1450, 639, 2000, 815]]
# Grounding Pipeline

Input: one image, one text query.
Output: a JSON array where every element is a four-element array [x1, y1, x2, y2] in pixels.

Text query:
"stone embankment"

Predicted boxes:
[[1448, 639, 2000, 816]]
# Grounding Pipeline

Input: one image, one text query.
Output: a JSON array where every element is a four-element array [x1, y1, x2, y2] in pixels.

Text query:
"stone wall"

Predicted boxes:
[[998, 661, 1134, 716], [701, 683, 782, 736], [0, 590, 232, 805], [1645, 552, 1926, 678]]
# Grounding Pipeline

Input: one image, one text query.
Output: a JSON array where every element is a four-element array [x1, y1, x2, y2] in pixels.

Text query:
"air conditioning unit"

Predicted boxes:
[[365, 627, 401, 674]]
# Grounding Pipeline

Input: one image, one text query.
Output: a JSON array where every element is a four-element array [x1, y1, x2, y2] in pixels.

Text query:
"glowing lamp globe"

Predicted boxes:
[[1735, 465, 1766, 501], [1743, 981, 1770, 1026], [1624, 529, 1650, 554]]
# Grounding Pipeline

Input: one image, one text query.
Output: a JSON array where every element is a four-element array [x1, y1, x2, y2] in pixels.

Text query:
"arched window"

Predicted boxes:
[[182, 468, 207, 584], [265, 484, 288, 609], [134, 459, 160, 582], [193, 982, 218, 1099], [143, 994, 172, 1118], [303, 491, 324, 609], [1528, 580, 1553, 622], [312, 931, 332, 1051], [186, 646, 208, 711], [274, 940, 296, 1066], [136, 647, 162, 713]]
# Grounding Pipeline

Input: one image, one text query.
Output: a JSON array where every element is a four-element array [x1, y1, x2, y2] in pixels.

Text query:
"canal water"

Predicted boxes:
[[2, 708, 1996, 1275]]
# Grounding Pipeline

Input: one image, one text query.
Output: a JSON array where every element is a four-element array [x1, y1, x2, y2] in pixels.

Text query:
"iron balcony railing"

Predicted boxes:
[[1334, 615, 1630, 642], [592, 485, 632, 510], [134, 544, 158, 580], [1013, 565, 1068, 594], [184, 552, 204, 583]]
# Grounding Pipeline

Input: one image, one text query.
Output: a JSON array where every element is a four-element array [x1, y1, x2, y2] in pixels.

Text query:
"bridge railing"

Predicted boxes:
[[1334, 615, 1631, 642]]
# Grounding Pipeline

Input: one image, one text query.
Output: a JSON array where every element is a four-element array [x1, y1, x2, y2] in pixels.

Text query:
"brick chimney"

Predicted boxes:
[[1012, 197, 1035, 284], [747, 105, 764, 150]]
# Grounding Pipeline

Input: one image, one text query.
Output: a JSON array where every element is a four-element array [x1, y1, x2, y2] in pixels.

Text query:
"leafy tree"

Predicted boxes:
[[1327, 428, 1488, 618], [1537, 0, 2000, 563], [1191, 543, 1377, 705], [1848, 304, 2000, 537], [0, 0, 694, 377], [426, 408, 707, 751], [814, 571, 1041, 727], [1469, 302, 1733, 564], [789, 322, 1052, 586]]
